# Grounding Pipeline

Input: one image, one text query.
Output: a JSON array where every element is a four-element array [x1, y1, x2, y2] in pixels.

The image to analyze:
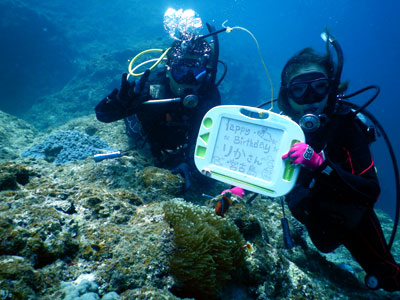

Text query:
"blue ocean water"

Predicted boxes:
[[1, 0, 399, 220], [190, 0, 400, 220]]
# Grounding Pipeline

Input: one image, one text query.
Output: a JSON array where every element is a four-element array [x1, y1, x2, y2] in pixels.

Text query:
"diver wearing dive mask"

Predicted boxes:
[[95, 8, 223, 191], [169, 58, 208, 85], [285, 70, 332, 132], [280, 66, 332, 134], [287, 72, 331, 105], [279, 43, 400, 292]]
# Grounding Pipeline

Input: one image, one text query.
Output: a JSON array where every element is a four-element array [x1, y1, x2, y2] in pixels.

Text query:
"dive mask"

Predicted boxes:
[[170, 58, 207, 85], [287, 72, 331, 105]]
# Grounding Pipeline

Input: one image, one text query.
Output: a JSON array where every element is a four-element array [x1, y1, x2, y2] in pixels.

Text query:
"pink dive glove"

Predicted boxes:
[[221, 186, 245, 198], [282, 142, 324, 170]]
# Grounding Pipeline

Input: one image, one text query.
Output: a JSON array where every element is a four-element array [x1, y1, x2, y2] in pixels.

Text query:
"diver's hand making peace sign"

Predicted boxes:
[[117, 69, 151, 108], [95, 69, 151, 123]]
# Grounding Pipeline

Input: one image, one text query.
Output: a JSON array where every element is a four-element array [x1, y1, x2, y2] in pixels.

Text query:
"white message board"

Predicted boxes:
[[194, 105, 305, 197]]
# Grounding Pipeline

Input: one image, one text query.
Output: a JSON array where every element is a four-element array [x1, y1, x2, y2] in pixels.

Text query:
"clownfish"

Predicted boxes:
[[215, 194, 232, 217], [215, 187, 245, 217]]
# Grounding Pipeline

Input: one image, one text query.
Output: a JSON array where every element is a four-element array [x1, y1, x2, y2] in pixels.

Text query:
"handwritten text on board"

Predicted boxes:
[[211, 117, 283, 181]]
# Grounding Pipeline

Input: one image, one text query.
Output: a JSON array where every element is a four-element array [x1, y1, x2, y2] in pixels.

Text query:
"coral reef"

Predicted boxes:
[[163, 199, 247, 300], [61, 278, 120, 300], [0, 114, 399, 299], [0, 110, 39, 161], [1, 1, 399, 299], [22, 130, 115, 164], [140, 167, 185, 197], [0, 255, 52, 299], [120, 286, 191, 300], [0, 162, 34, 191]]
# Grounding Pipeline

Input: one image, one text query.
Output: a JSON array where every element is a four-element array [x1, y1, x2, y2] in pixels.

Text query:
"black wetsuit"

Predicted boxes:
[[286, 110, 400, 292], [95, 70, 221, 166]]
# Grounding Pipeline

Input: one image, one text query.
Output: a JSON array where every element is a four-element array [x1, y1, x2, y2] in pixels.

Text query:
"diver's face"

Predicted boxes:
[[169, 58, 207, 85], [167, 71, 202, 97], [167, 56, 207, 97], [287, 65, 330, 121]]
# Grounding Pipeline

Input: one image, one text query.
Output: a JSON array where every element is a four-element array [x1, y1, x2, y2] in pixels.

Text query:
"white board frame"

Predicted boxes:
[[194, 105, 305, 197]]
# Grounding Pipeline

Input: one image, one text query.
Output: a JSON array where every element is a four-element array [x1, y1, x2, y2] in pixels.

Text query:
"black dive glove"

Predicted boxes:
[[117, 69, 151, 108], [95, 70, 150, 123]]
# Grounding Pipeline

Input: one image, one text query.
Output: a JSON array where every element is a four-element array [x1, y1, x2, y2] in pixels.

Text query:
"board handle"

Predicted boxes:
[[239, 107, 269, 119], [282, 140, 299, 181]]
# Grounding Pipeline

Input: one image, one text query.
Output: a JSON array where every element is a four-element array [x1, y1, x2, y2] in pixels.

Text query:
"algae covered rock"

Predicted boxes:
[[0, 205, 79, 269], [120, 286, 191, 300], [140, 167, 185, 197], [163, 200, 247, 300], [0, 255, 57, 299], [80, 202, 174, 294], [0, 162, 35, 191], [0, 110, 39, 161]]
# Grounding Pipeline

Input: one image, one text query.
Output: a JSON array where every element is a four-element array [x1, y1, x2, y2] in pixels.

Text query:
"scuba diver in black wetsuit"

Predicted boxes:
[[95, 9, 225, 189], [277, 33, 400, 292]]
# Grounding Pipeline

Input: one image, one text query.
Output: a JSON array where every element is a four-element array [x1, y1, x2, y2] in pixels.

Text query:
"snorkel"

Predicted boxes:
[[205, 22, 219, 86], [298, 31, 344, 133], [321, 32, 343, 87], [321, 31, 343, 116]]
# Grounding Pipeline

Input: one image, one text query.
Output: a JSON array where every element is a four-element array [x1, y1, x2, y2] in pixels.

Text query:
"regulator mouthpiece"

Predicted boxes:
[[183, 94, 199, 108], [164, 8, 203, 41], [299, 114, 326, 132]]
